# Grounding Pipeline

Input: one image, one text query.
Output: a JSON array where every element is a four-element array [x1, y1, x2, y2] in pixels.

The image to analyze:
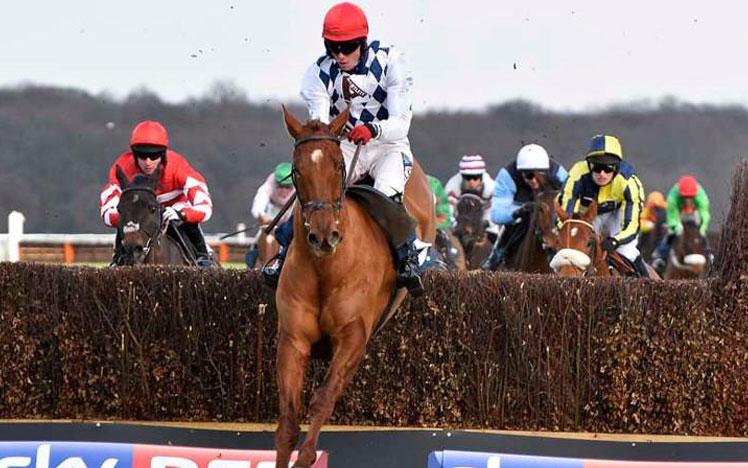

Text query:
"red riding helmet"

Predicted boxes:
[[678, 175, 699, 198], [322, 2, 368, 41], [130, 120, 169, 148]]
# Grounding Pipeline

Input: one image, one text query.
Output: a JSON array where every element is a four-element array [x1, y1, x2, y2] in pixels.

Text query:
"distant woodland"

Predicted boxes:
[[1, 84, 746, 233]]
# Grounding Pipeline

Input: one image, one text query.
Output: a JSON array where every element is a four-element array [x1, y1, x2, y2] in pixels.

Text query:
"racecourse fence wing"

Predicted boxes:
[[0, 162, 747, 436]]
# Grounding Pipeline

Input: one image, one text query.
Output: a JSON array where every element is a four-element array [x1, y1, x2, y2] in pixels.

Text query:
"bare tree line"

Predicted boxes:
[[0, 85, 745, 233]]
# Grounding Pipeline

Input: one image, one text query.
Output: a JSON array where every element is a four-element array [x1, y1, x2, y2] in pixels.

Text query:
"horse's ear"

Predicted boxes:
[[554, 199, 569, 222], [282, 104, 304, 140], [115, 165, 129, 189], [584, 201, 598, 222], [329, 106, 350, 137]]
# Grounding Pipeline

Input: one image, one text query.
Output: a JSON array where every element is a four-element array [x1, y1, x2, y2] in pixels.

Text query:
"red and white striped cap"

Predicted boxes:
[[459, 154, 486, 176]]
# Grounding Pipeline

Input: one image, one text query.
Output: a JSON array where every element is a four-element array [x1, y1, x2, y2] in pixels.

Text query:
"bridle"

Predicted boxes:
[[119, 186, 164, 261], [558, 218, 602, 276], [291, 134, 346, 229]]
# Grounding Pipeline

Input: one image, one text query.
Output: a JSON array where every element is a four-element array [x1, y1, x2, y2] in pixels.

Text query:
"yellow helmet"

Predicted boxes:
[[586, 134, 623, 164]]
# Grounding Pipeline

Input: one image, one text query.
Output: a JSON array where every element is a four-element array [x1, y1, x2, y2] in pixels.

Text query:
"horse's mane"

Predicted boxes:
[[304, 119, 329, 132], [131, 174, 153, 187]]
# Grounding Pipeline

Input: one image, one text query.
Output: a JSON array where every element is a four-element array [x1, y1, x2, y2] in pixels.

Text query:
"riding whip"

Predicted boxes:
[[219, 223, 260, 240], [263, 142, 363, 235]]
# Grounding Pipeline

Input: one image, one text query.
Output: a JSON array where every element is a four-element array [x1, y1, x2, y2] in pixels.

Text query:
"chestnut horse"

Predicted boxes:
[[274, 107, 435, 468], [550, 201, 659, 278], [550, 202, 613, 277]]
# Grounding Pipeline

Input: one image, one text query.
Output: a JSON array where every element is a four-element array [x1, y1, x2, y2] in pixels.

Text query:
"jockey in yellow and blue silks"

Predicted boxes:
[[559, 134, 650, 277]]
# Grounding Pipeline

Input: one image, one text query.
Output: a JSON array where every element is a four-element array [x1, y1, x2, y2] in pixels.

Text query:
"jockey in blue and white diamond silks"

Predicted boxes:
[[263, 2, 426, 295]]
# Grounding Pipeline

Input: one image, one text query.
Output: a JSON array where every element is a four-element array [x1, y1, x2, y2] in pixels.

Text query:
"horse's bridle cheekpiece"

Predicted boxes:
[[292, 134, 347, 228]]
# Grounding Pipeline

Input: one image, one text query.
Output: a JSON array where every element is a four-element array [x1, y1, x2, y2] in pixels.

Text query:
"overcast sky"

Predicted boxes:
[[1, 0, 745, 112]]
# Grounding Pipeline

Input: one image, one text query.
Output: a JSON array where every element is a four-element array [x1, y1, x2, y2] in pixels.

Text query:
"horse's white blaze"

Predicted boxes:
[[684, 253, 707, 266], [265, 234, 275, 245], [550, 248, 591, 272], [571, 227, 578, 237], [123, 221, 140, 233], [310, 149, 323, 164]]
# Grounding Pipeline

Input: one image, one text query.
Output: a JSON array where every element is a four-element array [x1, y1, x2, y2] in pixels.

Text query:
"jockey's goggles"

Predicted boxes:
[[589, 162, 618, 175], [325, 38, 362, 56], [521, 170, 545, 180], [134, 150, 165, 161], [461, 174, 482, 181]]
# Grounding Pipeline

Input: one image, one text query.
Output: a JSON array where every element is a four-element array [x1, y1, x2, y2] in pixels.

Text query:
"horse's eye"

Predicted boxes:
[[587, 239, 595, 248], [149, 205, 158, 213]]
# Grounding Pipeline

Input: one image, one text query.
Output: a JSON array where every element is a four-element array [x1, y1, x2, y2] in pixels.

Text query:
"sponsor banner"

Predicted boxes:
[[428, 450, 748, 468], [0, 442, 327, 468]]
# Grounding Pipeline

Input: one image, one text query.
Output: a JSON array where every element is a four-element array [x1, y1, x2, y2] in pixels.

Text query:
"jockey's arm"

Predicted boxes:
[[300, 62, 332, 122], [251, 175, 274, 221], [99, 163, 123, 227], [491, 168, 520, 225], [372, 50, 414, 142], [695, 185, 711, 235], [559, 161, 587, 215], [176, 160, 213, 223], [613, 176, 644, 246], [665, 184, 683, 233], [444, 173, 461, 209]]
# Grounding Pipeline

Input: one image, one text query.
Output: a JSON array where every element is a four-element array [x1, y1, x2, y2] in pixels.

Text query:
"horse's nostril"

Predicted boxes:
[[307, 232, 320, 247], [329, 230, 341, 245]]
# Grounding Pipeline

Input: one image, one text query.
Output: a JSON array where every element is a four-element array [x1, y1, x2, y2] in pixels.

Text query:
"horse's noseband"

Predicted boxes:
[[292, 134, 347, 228]]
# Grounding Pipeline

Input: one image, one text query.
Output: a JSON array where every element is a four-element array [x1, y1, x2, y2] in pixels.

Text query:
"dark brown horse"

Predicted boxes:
[[274, 107, 434, 468], [664, 212, 709, 279], [504, 190, 559, 273], [115, 167, 195, 266], [453, 193, 493, 269]]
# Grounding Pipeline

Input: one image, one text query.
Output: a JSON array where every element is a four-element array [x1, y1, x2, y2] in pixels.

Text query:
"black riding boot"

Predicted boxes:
[[395, 230, 425, 297], [262, 217, 294, 288], [634, 256, 651, 278], [179, 223, 212, 267], [481, 244, 505, 271]]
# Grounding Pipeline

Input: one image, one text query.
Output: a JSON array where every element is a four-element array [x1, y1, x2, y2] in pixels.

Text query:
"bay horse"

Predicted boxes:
[[115, 167, 197, 266], [550, 201, 659, 278], [274, 106, 435, 468], [664, 212, 709, 279], [504, 174, 559, 273], [453, 193, 493, 269]]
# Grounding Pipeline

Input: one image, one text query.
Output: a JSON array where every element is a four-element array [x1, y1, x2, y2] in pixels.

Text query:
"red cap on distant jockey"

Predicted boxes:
[[678, 175, 698, 198], [130, 120, 169, 148], [322, 2, 368, 41]]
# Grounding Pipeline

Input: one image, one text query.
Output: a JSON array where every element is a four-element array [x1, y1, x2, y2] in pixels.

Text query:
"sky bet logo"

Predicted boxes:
[[0, 442, 327, 468]]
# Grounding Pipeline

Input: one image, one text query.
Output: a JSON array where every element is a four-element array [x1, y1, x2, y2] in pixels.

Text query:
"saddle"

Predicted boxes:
[[346, 184, 414, 251]]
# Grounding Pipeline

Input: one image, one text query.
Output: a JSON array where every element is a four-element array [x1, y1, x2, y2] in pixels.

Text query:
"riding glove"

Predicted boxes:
[[347, 124, 376, 144], [162, 206, 182, 224], [602, 237, 620, 253]]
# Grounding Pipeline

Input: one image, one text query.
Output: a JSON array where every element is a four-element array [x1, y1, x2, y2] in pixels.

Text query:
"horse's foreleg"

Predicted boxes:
[[294, 320, 367, 467], [275, 333, 310, 468]]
